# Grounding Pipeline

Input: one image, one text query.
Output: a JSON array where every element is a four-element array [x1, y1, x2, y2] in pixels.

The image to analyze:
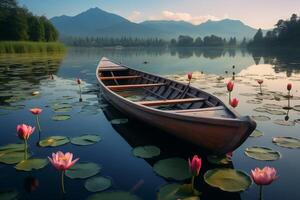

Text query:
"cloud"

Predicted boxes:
[[158, 10, 224, 25], [128, 11, 142, 21]]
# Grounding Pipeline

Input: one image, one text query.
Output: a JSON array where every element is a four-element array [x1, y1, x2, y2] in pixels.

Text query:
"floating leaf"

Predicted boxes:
[[266, 109, 286, 115], [87, 191, 141, 200], [273, 119, 295, 126], [0, 104, 25, 110], [204, 168, 252, 192], [207, 155, 231, 165], [133, 146, 160, 158], [0, 143, 24, 154], [252, 115, 271, 121], [253, 107, 269, 113], [273, 137, 300, 149], [39, 136, 69, 147], [71, 134, 101, 146], [15, 158, 48, 171], [246, 100, 262, 104], [52, 115, 71, 121], [263, 104, 283, 109], [245, 146, 280, 161], [293, 105, 300, 112], [0, 190, 18, 200], [153, 157, 191, 181], [84, 176, 112, 192], [157, 183, 200, 200], [250, 130, 264, 137], [66, 162, 101, 179], [110, 118, 128, 125], [0, 152, 29, 164]]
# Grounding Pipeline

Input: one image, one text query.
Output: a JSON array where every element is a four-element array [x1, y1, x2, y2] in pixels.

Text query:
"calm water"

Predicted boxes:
[[0, 47, 300, 200]]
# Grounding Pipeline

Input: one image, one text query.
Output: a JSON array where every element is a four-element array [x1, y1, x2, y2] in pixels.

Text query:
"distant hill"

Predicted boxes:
[[51, 7, 261, 40]]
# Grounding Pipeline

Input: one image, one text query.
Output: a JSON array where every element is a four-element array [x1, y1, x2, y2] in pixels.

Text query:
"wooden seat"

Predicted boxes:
[[136, 98, 206, 106], [99, 66, 128, 71], [100, 75, 141, 81], [107, 83, 166, 91], [167, 106, 225, 113]]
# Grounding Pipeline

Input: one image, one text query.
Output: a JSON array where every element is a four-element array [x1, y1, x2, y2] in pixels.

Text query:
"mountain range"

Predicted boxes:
[[51, 7, 260, 40]]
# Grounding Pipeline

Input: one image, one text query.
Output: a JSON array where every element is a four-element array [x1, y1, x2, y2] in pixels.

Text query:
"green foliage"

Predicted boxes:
[[0, 41, 65, 53], [0, 0, 59, 42], [170, 35, 237, 47]]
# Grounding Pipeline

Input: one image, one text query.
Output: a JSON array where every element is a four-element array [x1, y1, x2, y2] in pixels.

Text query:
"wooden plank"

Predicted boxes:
[[100, 75, 141, 81], [167, 106, 224, 113], [99, 67, 127, 71], [107, 83, 165, 91], [136, 97, 206, 106]]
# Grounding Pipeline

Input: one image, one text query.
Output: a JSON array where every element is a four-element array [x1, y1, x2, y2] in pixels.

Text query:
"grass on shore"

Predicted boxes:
[[0, 41, 66, 54]]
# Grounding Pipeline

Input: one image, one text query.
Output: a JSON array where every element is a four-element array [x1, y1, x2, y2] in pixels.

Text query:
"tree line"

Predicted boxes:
[[0, 0, 59, 42], [248, 13, 300, 48]]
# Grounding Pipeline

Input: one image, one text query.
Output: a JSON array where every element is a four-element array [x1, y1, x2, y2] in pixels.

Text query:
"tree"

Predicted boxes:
[[253, 28, 263, 42], [194, 37, 203, 46], [177, 35, 194, 46]]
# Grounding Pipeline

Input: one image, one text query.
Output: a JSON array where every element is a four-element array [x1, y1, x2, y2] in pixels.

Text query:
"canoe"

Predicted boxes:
[[96, 57, 256, 154]]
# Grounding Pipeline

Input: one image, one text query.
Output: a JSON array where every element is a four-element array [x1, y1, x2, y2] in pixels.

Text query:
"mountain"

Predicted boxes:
[[51, 7, 260, 40]]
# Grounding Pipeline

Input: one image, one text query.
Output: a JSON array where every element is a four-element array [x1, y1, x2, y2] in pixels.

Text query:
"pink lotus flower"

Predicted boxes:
[[230, 98, 239, 108], [251, 166, 278, 185], [187, 72, 193, 80], [227, 81, 234, 92], [48, 151, 79, 171], [30, 108, 42, 115], [77, 78, 81, 85], [17, 124, 35, 140], [257, 79, 263, 84], [287, 83, 292, 91], [188, 155, 202, 176]]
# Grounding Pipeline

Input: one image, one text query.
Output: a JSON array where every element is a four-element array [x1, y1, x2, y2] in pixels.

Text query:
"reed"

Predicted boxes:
[[0, 41, 66, 54]]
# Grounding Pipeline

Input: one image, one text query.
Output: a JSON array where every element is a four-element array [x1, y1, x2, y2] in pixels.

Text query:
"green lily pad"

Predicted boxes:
[[157, 183, 200, 200], [0, 190, 18, 200], [0, 143, 24, 154], [71, 134, 101, 146], [87, 191, 141, 200], [204, 168, 252, 192], [84, 176, 112, 192], [245, 146, 280, 161], [252, 115, 271, 121], [66, 162, 101, 179], [133, 146, 161, 158], [15, 158, 48, 171], [250, 130, 264, 137], [0, 104, 25, 110], [110, 118, 128, 125], [153, 157, 191, 181], [266, 109, 286, 115], [273, 119, 295, 126], [207, 155, 231, 165], [272, 137, 300, 149], [0, 151, 30, 164], [247, 100, 262, 104], [263, 104, 283, 109], [52, 115, 71, 121], [39, 136, 70, 147], [253, 107, 269, 113]]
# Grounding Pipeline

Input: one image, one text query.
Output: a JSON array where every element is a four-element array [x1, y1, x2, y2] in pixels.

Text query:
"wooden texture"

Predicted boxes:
[[100, 75, 141, 80], [107, 83, 166, 91], [136, 98, 205, 106]]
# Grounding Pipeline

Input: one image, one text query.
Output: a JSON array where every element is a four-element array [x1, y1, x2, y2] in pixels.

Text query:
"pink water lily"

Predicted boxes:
[[30, 108, 42, 115], [251, 166, 278, 185], [230, 98, 239, 108], [187, 72, 193, 80], [48, 151, 79, 171], [227, 81, 234, 92], [188, 155, 202, 191], [17, 124, 35, 140], [287, 83, 292, 91]]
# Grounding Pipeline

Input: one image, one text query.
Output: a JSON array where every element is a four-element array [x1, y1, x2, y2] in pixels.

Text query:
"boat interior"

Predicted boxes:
[[98, 59, 235, 118]]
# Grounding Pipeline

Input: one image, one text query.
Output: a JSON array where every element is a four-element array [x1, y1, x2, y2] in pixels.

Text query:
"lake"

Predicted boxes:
[[0, 47, 300, 200]]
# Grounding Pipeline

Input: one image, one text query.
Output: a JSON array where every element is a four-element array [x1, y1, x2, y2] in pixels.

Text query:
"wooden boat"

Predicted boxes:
[[96, 57, 256, 154]]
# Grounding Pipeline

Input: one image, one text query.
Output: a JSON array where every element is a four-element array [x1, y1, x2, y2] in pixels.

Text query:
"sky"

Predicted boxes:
[[18, 0, 300, 29]]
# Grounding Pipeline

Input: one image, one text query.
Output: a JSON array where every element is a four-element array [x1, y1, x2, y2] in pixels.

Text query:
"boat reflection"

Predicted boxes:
[[99, 96, 241, 200]]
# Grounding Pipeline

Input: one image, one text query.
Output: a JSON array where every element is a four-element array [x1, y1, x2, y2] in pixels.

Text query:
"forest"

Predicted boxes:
[[248, 14, 300, 48]]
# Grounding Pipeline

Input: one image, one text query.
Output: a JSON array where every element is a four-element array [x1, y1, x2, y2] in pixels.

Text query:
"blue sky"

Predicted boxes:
[[18, 0, 300, 29]]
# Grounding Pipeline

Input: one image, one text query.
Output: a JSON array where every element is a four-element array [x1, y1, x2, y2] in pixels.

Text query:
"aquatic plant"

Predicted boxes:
[[77, 78, 83, 102], [188, 155, 202, 191], [230, 98, 239, 108], [257, 79, 263, 94], [48, 151, 79, 193], [227, 81, 234, 103], [251, 166, 278, 200], [287, 83, 292, 108], [16, 124, 35, 160], [29, 108, 42, 140]]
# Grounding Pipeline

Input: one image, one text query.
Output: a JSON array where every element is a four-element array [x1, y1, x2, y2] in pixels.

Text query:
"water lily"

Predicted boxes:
[[257, 79, 263, 94], [287, 83, 292, 91], [287, 83, 292, 108], [48, 151, 79, 193], [227, 81, 234, 103], [230, 98, 239, 108], [17, 124, 35, 160], [251, 166, 278, 200], [77, 78, 83, 102], [187, 72, 193, 81], [188, 155, 202, 191]]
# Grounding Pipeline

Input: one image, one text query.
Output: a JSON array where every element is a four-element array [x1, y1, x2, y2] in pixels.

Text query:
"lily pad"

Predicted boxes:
[[153, 157, 191, 181], [15, 158, 48, 171], [293, 105, 300, 112], [84, 176, 112, 192], [253, 107, 269, 113], [66, 162, 101, 179], [263, 104, 283, 109], [245, 146, 280, 161], [0, 143, 24, 154], [266, 109, 286, 115], [252, 115, 271, 121], [87, 191, 141, 200], [204, 168, 252, 192], [157, 183, 200, 200], [250, 130, 264, 137], [133, 146, 160, 158], [207, 155, 231, 165], [273, 119, 295, 126], [0, 152, 30, 164], [0, 190, 18, 200], [110, 118, 128, 125], [39, 136, 70, 147], [272, 137, 300, 149], [71, 134, 101, 146], [52, 115, 71, 121], [246, 99, 262, 104]]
